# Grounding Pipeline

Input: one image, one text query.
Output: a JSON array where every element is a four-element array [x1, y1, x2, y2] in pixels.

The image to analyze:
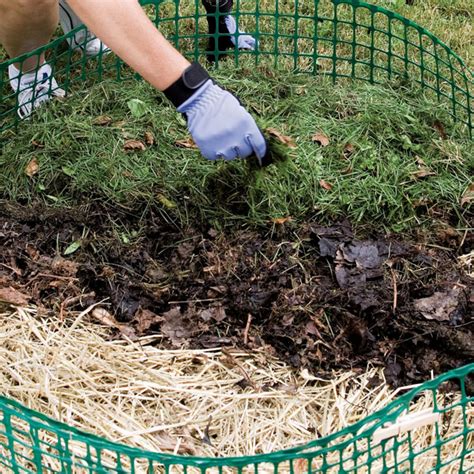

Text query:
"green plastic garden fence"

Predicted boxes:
[[0, 0, 473, 137], [0, 363, 472, 473]]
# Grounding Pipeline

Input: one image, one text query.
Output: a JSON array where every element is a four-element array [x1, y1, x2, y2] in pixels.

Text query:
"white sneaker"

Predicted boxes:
[[9, 63, 66, 119], [59, 0, 110, 57]]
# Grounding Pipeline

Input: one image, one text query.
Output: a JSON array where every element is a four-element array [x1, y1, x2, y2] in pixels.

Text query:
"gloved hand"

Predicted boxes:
[[164, 63, 267, 162], [224, 15, 256, 50], [202, 0, 256, 61]]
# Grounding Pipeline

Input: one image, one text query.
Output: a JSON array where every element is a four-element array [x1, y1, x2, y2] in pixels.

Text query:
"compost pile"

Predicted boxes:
[[1, 204, 472, 390], [0, 66, 473, 390]]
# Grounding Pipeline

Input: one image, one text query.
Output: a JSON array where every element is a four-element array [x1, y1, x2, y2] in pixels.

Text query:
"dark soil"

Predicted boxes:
[[0, 202, 472, 391]]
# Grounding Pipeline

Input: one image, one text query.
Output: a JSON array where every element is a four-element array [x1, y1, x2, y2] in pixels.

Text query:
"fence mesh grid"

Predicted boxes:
[[0, 0, 473, 136], [0, 364, 472, 473], [0, 0, 473, 472]]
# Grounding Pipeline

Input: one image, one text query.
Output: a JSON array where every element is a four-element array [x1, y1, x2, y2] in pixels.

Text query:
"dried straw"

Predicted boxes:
[[0, 306, 471, 473], [459, 250, 474, 278]]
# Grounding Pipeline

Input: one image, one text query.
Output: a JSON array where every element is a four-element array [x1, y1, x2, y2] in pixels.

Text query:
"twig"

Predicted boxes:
[[59, 291, 95, 321], [244, 313, 252, 345], [390, 267, 398, 313]]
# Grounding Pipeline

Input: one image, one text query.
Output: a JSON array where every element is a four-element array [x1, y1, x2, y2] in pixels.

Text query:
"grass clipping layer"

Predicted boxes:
[[1, 65, 473, 231]]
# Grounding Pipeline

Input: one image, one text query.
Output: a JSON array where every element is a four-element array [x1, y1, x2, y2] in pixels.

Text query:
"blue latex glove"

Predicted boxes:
[[178, 80, 267, 162]]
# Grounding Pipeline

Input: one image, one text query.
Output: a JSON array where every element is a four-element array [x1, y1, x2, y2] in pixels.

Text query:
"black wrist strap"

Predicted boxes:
[[163, 62, 211, 108]]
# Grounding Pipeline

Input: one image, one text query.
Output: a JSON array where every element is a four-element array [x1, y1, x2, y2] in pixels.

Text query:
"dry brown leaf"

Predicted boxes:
[[175, 137, 198, 149], [266, 128, 297, 148], [0, 287, 30, 306], [134, 308, 163, 335], [433, 120, 448, 139], [342, 142, 355, 159], [31, 140, 44, 149], [272, 217, 292, 225], [25, 158, 39, 178], [124, 139, 146, 152], [92, 308, 138, 340], [93, 115, 113, 126], [144, 131, 155, 146], [411, 168, 436, 179], [319, 179, 333, 191], [312, 132, 330, 147], [414, 287, 461, 322], [460, 184, 474, 207]]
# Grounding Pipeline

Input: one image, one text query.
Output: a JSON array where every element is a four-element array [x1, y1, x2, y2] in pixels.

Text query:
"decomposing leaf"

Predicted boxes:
[[433, 120, 448, 139], [460, 183, 474, 207], [312, 132, 330, 147], [319, 179, 333, 191], [175, 137, 198, 149], [144, 131, 155, 146], [93, 115, 113, 126], [25, 158, 39, 178], [342, 142, 355, 159], [0, 287, 30, 306], [134, 308, 163, 335], [124, 139, 146, 152], [161, 307, 195, 346], [272, 216, 292, 225], [92, 308, 138, 340], [414, 287, 462, 322], [199, 306, 226, 322], [64, 240, 81, 256], [157, 193, 177, 209], [266, 128, 297, 148]]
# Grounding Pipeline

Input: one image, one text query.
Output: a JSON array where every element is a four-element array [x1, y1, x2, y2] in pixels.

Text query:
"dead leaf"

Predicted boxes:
[[266, 128, 297, 148], [272, 217, 292, 225], [411, 168, 436, 179], [319, 179, 333, 191], [312, 132, 330, 147], [433, 120, 448, 139], [161, 307, 196, 346], [342, 142, 355, 159], [199, 306, 226, 322], [144, 131, 155, 146], [91, 308, 138, 340], [123, 139, 146, 152], [0, 287, 30, 306], [460, 184, 474, 207], [414, 287, 462, 322], [134, 308, 163, 334], [25, 158, 39, 178], [31, 140, 44, 149], [93, 115, 113, 126], [175, 137, 198, 149]]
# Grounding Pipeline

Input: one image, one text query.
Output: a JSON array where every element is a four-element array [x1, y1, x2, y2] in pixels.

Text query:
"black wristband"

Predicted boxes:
[[163, 62, 211, 108]]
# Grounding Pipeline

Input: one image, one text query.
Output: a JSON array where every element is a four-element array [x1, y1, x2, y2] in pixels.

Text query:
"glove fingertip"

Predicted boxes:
[[247, 133, 267, 160]]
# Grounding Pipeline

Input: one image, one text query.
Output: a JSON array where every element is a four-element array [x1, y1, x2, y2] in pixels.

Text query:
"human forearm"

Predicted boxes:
[[66, 0, 190, 90]]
